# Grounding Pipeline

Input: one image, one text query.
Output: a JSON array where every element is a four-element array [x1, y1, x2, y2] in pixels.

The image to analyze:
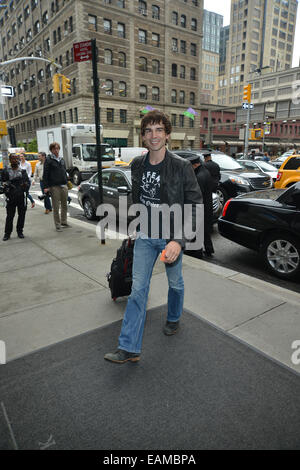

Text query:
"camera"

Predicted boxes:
[[0, 182, 11, 195], [38, 194, 46, 201]]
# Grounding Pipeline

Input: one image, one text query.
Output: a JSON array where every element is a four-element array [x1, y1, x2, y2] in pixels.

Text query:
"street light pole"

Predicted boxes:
[[0, 83, 9, 168]]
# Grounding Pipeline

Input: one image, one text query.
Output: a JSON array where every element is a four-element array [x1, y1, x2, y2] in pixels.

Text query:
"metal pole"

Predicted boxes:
[[91, 39, 105, 244], [244, 106, 250, 157], [0, 83, 9, 169]]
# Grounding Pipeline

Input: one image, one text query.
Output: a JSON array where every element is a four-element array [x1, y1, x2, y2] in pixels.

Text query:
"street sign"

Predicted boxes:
[[1, 85, 14, 97], [73, 41, 92, 62], [242, 103, 254, 109]]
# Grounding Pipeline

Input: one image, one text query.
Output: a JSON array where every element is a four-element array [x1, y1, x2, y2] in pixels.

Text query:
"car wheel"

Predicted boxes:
[[262, 233, 300, 279], [83, 198, 96, 220], [216, 187, 228, 208], [72, 170, 81, 186]]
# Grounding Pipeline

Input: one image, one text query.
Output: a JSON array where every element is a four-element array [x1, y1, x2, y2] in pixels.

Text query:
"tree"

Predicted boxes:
[[27, 138, 38, 152]]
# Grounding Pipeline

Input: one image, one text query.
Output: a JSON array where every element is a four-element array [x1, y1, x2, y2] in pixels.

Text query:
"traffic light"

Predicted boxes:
[[62, 75, 71, 94], [53, 73, 61, 93], [243, 84, 252, 103]]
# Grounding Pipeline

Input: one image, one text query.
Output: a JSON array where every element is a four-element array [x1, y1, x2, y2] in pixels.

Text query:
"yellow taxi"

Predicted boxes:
[[275, 155, 300, 189], [0, 151, 39, 176]]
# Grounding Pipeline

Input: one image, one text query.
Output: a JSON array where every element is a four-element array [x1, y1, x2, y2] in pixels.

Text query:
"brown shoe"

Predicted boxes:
[[45, 209, 50, 214]]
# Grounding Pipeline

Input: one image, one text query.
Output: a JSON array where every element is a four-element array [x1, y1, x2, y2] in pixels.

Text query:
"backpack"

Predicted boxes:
[[106, 238, 135, 301]]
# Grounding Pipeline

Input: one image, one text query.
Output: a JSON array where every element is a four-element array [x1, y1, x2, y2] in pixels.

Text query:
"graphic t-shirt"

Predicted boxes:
[[139, 156, 163, 238]]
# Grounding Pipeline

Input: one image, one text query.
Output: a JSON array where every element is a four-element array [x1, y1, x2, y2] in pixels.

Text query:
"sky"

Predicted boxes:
[[203, 0, 300, 67]]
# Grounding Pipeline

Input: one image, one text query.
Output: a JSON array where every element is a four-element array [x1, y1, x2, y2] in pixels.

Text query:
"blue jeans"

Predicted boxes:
[[118, 237, 184, 354]]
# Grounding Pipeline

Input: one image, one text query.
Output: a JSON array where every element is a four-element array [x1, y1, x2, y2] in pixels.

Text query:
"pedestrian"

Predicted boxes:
[[19, 153, 35, 208], [263, 152, 270, 162], [104, 110, 203, 364], [249, 150, 256, 160], [1, 153, 30, 241], [188, 155, 214, 258], [43, 142, 70, 232], [32, 152, 52, 214], [203, 152, 221, 193]]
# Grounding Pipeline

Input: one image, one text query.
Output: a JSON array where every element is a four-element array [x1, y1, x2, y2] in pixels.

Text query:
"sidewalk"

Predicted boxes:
[[0, 201, 300, 375]]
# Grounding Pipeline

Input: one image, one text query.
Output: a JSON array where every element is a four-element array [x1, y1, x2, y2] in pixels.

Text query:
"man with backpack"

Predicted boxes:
[[104, 110, 203, 364]]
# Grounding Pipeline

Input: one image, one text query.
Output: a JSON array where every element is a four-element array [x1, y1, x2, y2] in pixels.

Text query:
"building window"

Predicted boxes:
[[118, 52, 126, 67], [104, 19, 112, 34], [152, 33, 160, 47], [138, 29, 147, 43], [179, 90, 185, 104], [120, 109, 127, 123], [152, 86, 159, 101], [139, 0, 147, 15], [24, 6, 30, 19], [171, 114, 177, 126], [181, 15, 186, 28], [191, 43, 197, 56], [191, 18, 197, 31], [53, 30, 57, 45], [172, 63, 177, 77], [104, 49, 112, 65], [139, 57, 147, 71], [107, 108, 114, 122], [48, 90, 54, 104], [179, 115, 184, 127], [152, 5, 160, 19], [171, 89, 177, 103], [172, 11, 178, 25], [117, 0, 125, 7], [152, 60, 160, 74], [39, 93, 46, 107], [42, 11, 48, 25], [190, 68, 196, 80], [180, 65, 185, 79], [139, 85, 147, 99], [57, 27, 61, 42], [26, 29, 32, 42], [88, 15, 97, 31], [118, 23, 125, 38], [190, 92, 195, 105], [172, 38, 178, 52], [119, 81, 126, 97], [38, 69, 44, 81], [180, 40, 186, 54], [32, 97, 37, 109], [105, 79, 113, 95], [69, 16, 73, 32]]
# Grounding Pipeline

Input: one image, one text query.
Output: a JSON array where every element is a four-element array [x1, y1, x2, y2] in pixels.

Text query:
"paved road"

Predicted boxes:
[[27, 185, 300, 294]]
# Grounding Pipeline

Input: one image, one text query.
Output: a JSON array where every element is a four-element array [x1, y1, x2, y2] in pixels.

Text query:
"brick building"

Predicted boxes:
[[0, 0, 204, 149]]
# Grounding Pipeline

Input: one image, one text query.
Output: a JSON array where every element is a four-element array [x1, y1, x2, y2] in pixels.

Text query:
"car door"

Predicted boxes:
[[107, 170, 131, 215], [87, 171, 111, 207]]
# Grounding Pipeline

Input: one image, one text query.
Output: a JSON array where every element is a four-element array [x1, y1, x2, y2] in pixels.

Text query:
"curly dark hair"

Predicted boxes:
[[141, 110, 172, 136]]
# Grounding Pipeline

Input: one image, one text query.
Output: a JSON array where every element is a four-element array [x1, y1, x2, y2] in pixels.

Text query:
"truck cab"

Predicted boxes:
[[71, 143, 115, 185]]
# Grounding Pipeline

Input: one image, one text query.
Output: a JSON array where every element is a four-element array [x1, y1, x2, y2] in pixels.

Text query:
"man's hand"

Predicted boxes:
[[164, 241, 181, 264]]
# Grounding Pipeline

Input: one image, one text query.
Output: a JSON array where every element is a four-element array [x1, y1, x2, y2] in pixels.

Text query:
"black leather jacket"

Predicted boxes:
[[131, 150, 203, 248], [43, 154, 68, 188]]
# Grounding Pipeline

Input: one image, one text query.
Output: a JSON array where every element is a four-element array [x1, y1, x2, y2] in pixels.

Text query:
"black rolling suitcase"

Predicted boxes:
[[107, 238, 135, 301]]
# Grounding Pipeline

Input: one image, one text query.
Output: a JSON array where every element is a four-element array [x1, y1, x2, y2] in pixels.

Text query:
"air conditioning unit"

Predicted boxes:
[[172, 46, 178, 52]]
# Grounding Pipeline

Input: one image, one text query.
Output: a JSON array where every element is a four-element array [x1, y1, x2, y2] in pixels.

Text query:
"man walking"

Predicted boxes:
[[104, 110, 203, 364], [43, 142, 70, 231], [203, 152, 221, 193], [32, 152, 52, 214], [2, 154, 30, 240], [19, 153, 35, 208], [188, 154, 214, 257]]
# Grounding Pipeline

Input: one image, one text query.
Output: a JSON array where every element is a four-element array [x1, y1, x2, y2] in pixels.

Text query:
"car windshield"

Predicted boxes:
[[82, 144, 115, 162], [124, 170, 131, 184], [257, 162, 277, 171], [211, 153, 243, 170]]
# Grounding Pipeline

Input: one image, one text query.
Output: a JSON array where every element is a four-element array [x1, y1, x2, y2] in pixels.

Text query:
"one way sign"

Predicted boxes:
[[242, 103, 254, 109]]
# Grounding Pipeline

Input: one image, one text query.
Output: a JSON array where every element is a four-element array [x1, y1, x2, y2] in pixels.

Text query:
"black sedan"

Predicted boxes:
[[218, 182, 300, 280], [174, 150, 273, 208], [78, 167, 222, 222]]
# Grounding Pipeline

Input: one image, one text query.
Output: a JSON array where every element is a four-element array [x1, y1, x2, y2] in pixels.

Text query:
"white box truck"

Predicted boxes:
[[36, 124, 115, 185], [113, 147, 148, 163]]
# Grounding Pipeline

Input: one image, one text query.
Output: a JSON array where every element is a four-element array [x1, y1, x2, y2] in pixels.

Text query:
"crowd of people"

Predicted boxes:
[[1, 142, 71, 240]]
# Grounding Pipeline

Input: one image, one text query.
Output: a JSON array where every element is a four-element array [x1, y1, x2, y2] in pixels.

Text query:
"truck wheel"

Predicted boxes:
[[72, 171, 81, 186], [83, 198, 96, 220]]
